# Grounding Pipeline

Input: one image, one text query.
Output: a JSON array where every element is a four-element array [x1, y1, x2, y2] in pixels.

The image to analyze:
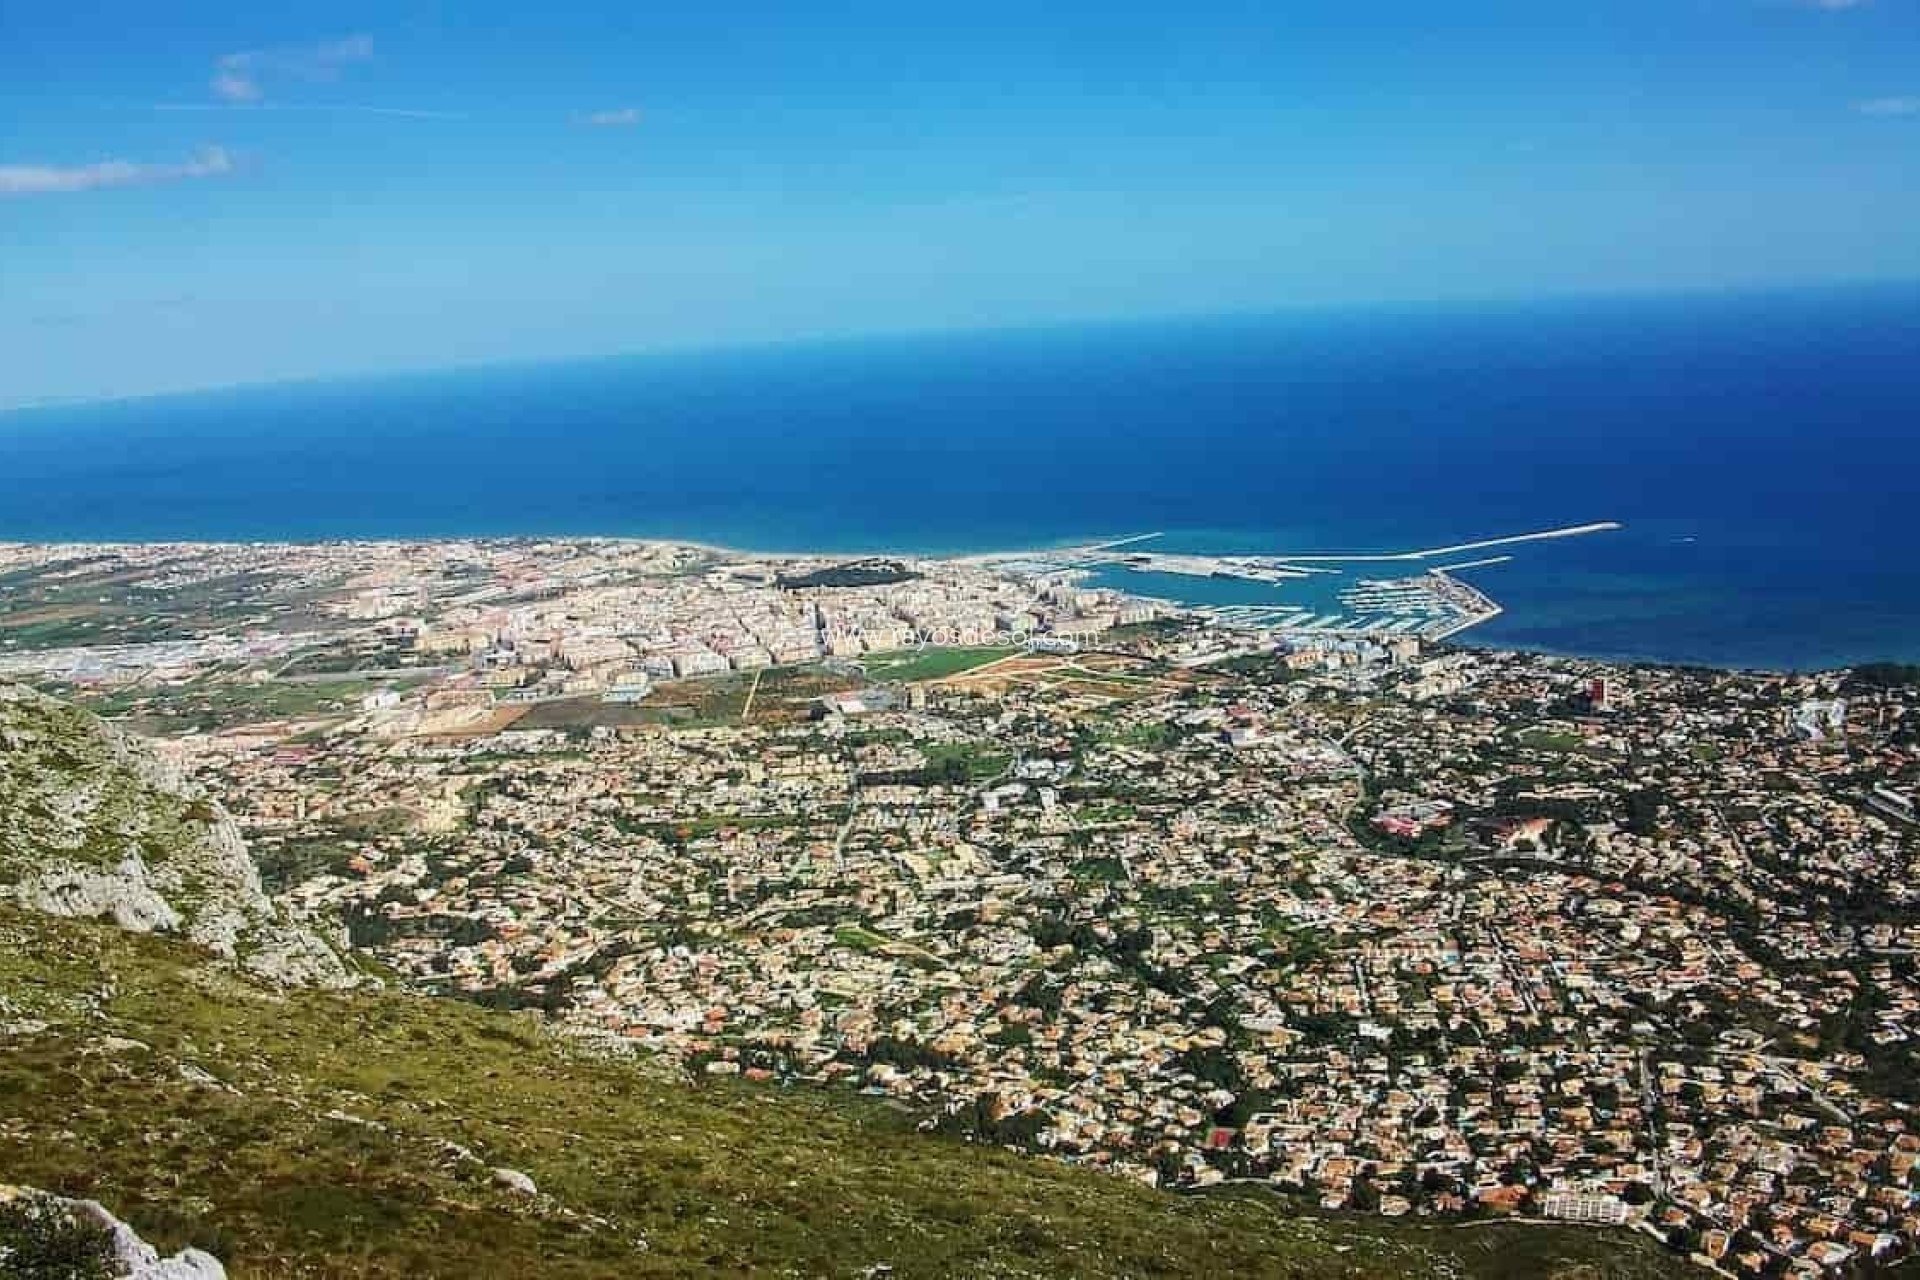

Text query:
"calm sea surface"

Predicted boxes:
[[4, 286, 1919, 670]]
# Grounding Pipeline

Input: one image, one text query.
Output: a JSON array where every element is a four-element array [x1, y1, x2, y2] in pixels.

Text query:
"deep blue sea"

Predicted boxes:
[[4, 285, 1919, 671]]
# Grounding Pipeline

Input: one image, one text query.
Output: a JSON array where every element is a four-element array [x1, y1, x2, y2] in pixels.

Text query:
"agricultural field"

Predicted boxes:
[[933, 651, 1192, 710], [0, 563, 304, 649], [511, 664, 865, 733], [68, 673, 430, 736], [860, 646, 1020, 683]]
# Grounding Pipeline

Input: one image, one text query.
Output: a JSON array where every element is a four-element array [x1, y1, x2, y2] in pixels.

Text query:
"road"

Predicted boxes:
[[1638, 1048, 1666, 1197]]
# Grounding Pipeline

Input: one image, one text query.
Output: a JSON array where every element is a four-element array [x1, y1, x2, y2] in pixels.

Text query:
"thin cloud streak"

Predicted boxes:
[[0, 146, 234, 196], [155, 101, 465, 120], [578, 107, 643, 127], [213, 35, 373, 103], [1856, 96, 1920, 116]]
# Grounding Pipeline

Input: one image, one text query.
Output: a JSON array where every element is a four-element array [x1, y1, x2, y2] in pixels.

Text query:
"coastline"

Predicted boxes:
[[7, 289, 1920, 673], [1, 526, 1906, 678]]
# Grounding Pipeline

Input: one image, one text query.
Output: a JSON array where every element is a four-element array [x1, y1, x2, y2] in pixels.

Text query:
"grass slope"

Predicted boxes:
[[0, 909, 1682, 1279]]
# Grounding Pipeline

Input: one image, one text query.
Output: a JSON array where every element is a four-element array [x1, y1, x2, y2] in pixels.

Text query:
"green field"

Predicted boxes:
[[921, 741, 1013, 782], [74, 675, 424, 735], [0, 568, 294, 650], [861, 646, 1019, 683], [832, 924, 892, 952], [1514, 726, 1618, 759], [1516, 728, 1586, 752]]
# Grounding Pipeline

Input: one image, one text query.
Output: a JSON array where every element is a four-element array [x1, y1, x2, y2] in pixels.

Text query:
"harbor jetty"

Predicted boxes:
[[990, 521, 1618, 644]]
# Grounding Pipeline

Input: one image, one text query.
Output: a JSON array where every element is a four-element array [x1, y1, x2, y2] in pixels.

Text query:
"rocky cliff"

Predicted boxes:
[[0, 684, 351, 988]]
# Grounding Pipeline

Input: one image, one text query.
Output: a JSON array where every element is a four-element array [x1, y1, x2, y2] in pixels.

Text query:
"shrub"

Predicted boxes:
[[0, 1195, 120, 1280]]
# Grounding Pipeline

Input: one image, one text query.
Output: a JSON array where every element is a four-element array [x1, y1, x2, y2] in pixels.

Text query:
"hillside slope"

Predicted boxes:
[[0, 909, 1684, 1279], [0, 686, 1683, 1278], [0, 684, 347, 988]]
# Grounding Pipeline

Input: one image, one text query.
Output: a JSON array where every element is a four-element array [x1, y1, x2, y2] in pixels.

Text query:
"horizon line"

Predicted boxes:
[[5, 273, 1918, 419]]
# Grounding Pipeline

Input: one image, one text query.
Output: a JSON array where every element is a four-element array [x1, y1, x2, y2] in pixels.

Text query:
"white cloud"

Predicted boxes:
[[0, 147, 234, 196], [578, 107, 643, 127], [156, 101, 464, 120], [213, 35, 373, 103], [1856, 96, 1920, 116], [212, 69, 262, 103]]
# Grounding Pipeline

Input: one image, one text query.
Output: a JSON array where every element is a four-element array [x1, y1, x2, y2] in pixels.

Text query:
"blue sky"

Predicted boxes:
[[3, 0, 1917, 408]]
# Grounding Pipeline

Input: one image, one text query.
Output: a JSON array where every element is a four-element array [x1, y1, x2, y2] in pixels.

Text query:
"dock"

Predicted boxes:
[[1274, 522, 1620, 564], [989, 521, 1615, 645]]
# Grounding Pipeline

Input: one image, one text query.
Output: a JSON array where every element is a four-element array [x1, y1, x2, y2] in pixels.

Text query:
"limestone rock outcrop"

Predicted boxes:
[[0, 1185, 229, 1279], [0, 684, 352, 988]]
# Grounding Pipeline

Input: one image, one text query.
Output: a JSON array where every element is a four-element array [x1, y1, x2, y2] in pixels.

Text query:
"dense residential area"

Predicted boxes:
[[4, 538, 1919, 1276]]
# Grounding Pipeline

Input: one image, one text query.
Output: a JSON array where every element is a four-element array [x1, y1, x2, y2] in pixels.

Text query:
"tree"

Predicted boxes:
[[1202, 994, 1242, 1035], [1850, 663, 1920, 690], [0, 1197, 119, 1280], [1664, 1223, 1700, 1255], [1177, 1044, 1245, 1092], [987, 1023, 1033, 1048]]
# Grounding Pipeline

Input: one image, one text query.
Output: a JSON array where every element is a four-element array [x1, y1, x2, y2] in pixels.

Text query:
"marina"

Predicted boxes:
[[1002, 522, 1609, 645]]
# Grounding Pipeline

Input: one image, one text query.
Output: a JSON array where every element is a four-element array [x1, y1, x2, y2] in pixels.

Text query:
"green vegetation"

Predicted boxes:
[[76, 676, 423, 735], [1056, 662, 1156, 686], [776, 559, 922, 590], [1069, 855, 1128, 882], [1261, 917, 1335, 970], [252, 833, 362, 896], [0, 688, 212, 878], [509, 696, 682, 731], [861, 646, 1017, 683], [921, 741, 1012, 781], [833, 924, 891, 952], [1515, 727, 1587, 754], [0, 568, 299, 651], [513, 679, 751, 732], [0, 908, 1681, 1279], [1850, 662, 1920, 690], [1210, 652, 1304, 683], [1103, 618, 1188, 642], [0, 1195, 119, 1280], [510, 667, 852, 733], [749, 662, 864, 704], [252, 811, 422, 894], [647, 813, 803, 839], [1093, 719, 1180, 749]]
